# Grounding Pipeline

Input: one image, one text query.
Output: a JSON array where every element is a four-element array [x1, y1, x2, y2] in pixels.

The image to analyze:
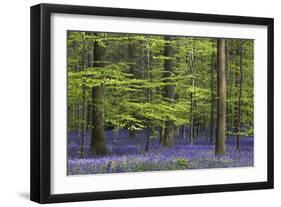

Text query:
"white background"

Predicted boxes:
[[0, 0, 279, 206]]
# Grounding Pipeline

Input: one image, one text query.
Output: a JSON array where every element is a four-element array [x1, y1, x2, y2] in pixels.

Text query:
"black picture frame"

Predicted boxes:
[[30, 3, 274, 204]]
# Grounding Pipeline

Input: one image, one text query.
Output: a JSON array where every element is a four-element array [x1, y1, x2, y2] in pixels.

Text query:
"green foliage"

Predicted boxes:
[[175, 158, 190, 168], [67, 31, 254, 139]]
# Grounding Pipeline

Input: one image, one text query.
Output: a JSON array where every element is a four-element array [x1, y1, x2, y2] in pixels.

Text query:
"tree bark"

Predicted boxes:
[[145, 124, 151, 151], [215, 39, 226, 156], [225, 40, 230, 143], [159, 123, 165, 144], [90, 33, 106, 156], [163, 36, 175, 147], [181, 125, 186, 140], [210, 42, 215, 143], [226, 41, 233, 143], [145, 38, 151, 151], [128, 130, 136, 139], [128, 39, 137, 139], [79, 35, 87, 158], [189, 45, 195, 145], [236, 40, 243, 149], [80, 78, 87, 158]]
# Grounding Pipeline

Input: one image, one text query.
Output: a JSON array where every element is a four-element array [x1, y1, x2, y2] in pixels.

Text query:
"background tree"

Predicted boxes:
[[236, 40, 243, 149]]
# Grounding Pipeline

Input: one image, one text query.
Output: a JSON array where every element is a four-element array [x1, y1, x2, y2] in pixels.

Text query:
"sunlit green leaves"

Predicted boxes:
[[67, 31, 254, 138]]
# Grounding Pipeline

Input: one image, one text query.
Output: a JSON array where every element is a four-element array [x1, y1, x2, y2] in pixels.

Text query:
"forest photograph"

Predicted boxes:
[[67, 31, 254, 175]]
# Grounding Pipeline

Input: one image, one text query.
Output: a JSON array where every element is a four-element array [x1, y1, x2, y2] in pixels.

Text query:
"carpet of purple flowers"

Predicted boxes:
[[67, 129, 253, 175]]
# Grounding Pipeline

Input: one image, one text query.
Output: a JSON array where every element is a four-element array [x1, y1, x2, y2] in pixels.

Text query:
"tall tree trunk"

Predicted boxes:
[[75, 62, 80, 136], [225, 40, 230, 143], [181, 125, 186, 140], [230, 43, 238, 141], [159, 123, 165, 144], [128, 40, 136, 139], [189, 46, 195, 145], [128, 130, 136, 139], [90, 33, 106, 156], [145, 124, 151, 151], [227, 41, 233, 143], [87, 42, 95, 131], [85, 32, 93, 132], [79, 37, 87, 158], [145, 38, 151, 151], [80, 78, 87, 158], [163, 36, 175, 147], [215, 39, 226, 156], [210, 43, 215, 143], [236, 40, 243, 149]]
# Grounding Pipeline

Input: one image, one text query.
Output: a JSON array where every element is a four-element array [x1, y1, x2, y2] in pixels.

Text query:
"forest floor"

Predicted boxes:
[[67, 129, 253, 175]]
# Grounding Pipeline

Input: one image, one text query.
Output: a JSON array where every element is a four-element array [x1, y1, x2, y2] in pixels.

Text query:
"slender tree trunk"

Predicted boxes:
[[210, 43, 215, 143], [189, 46, 195, 145], [87, 103, 92, 131], [90, 33, 106, 156], [174, 127, 179, 138], [145, 124, 151, 151], [80, 78, 87, 158], [159, 123, 165, 144], [87, 42, 95, 131], [227, 42, 233, 143], [128, 39, 136, 139], [189, 92, 194, 145], [196, 120, 199, 138], [87, 51, 92, 67], [163, 36, 175, 147], [215, 39, 226, 156], [145, 38, 151, 151], [230, 44, 238, 140], [79, 37, 87, 158], [225, 40, 230, 143], [236, 40, 243, 149], [181, 125, 186, 140], [84, 33, 92, 132], [78, 36, 86, 136], [128, 130, 136, 139], [203, 126, 207, 139], [75, 62, 80, 136]]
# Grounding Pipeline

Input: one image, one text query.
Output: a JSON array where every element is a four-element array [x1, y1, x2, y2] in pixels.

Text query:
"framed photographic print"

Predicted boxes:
[[30, 3, 274, 203]]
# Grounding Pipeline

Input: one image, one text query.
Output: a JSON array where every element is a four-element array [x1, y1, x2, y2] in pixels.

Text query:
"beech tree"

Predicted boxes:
[[91, 33, 106, 156], [163, 36, 176, 147], [215, 39, 226, 156], [236, 40, 243, 149]]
